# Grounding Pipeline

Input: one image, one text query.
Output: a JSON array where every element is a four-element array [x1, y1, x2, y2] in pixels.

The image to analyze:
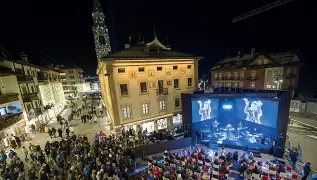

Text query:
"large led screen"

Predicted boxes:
[[236, 98, 279, 128], [192, 98, 219, 123]]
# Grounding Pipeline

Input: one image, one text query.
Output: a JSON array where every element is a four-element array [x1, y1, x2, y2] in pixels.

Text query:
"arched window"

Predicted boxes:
[[99, 36, 106, 45]]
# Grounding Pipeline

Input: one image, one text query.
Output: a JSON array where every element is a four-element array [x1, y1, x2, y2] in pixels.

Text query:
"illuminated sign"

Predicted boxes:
[[222, 104, 232, 110]]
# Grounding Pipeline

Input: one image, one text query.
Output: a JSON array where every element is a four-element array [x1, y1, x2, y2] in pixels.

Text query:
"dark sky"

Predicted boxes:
[[0, 0, 316, 93]]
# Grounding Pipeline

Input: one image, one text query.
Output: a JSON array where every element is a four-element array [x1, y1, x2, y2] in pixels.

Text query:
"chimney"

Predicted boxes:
[[20, 52, 28, 62], [251, 48, 255, 58], [124, 44, 131, 49], [238, 51, 241, 56]]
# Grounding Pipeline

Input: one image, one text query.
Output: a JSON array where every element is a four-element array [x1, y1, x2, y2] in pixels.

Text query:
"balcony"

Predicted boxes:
[[17, 75, 34, 83], [0, 113, 24, 131], [37, 72, 49, 82], [0, 93, 19, 104], [285, 74, 296, 78], [22, 93, 38, 102], [247, 76, 258, 81], [156, 88, 168, 96]]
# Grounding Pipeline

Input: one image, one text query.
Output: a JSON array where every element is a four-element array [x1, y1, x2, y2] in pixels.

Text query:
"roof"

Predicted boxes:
[[212, 50, 302, 70], [101, 37, 202, 60]]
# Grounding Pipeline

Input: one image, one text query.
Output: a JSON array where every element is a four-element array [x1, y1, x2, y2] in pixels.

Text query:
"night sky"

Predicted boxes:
[[0, 0, 315, 93]]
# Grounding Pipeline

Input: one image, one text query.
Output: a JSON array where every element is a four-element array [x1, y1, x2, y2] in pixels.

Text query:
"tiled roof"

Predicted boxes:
[[212, 50, 301, 70], [102, 38, 201, 60]]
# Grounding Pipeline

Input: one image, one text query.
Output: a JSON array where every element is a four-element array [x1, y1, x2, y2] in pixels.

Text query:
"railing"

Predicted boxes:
[[0, 113, 24, 131], [0, 93, 19, 104], [37, 74, 49, 81], [156, 88, 168, 96], [17, 75, 34, 83], [247, 76, 258, 81], [286, 74, 296, 78], [22, 93, 38, 102]]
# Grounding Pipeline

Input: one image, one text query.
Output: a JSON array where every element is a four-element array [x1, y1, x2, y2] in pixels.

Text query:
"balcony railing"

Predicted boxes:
[[17, 75, 34, 83], [247, 76, 258, 81], [285, 74, 296, 78], [37, 73, 49, 81], [0, 93, 19, 104], [0, 113, 24, 131], [156, 88, 168, 96], [22, 93, 38, 102]]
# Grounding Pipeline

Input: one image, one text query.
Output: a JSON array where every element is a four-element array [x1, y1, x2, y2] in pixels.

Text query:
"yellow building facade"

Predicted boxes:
[[97, 37, 202, 132]]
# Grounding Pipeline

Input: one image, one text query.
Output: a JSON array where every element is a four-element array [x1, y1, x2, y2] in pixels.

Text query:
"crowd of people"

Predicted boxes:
[[0, 133, 136, 179]]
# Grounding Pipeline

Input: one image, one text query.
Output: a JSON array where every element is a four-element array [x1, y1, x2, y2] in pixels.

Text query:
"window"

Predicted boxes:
[[264, 59, 268, 64], [142, 103, 149, 114], [140, 82, 147, 93], [138, 67, 145, 72], [266, 84, 272, 89], [174, 79, 179, 89], [251, 71, 256, 79], [159, 101, 166, 111], [123, 107, 131, 119], [240, 71, 244, 78], [99, 36, 106, 45], [26, 104, 32, 112], [69, 70, 73, 73], [175, 98, 180, 108], [120, 84, 128, 96], [188, 78, 193, 87], [118, 68, 125, 73], [214, 82, 217, 87], [234, 72, 238, 78], [250, 82, 255, 89], [219, 73, 222, 79], [214, 73, 218, 78], [187, 65, 192, 69], [239, 82, 244, 88], [157, 67, 162, 71], [226, 82, 231, 87], [258, 59, 262, 65], [234, 82, 238, 87], [173, 66, 178, 70]]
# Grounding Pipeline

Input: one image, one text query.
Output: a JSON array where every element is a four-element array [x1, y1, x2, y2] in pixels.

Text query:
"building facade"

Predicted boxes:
[[97, 37, 201, 133], [211, 49, 302, 91], [59, 66, 85, 97], [92, 0, 111, 62], [0, 50, 66, 137]]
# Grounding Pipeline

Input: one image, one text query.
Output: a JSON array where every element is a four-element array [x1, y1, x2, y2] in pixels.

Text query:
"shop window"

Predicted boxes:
[[172, 114, 183, 126], [120, 84, 128, 96], [123, 106, 131, 119], [157, 118, 167, 130], [141, 121, 154, 133], [175, 98, 180, 108], [188, 78, 192, 87], [140, 82, 147, 93], [142, 103, 149, 114], [173, 66, 178, 70], [159, 101, 166, 111]]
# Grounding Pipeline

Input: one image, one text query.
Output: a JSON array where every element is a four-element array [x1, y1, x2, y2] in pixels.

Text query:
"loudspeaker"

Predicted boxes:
[[274, 147, 285, 158]]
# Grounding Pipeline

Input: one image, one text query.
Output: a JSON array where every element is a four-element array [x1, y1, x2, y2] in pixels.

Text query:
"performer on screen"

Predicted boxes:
[[198, 100, 211, 121], [243, 98, 263, 124]]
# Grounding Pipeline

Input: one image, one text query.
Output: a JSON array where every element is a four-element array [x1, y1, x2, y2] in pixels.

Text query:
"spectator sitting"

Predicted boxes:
[[277, 164, 286, 173], [226, 152, 234, 164], [214, 159, 220, 165], [252, 165, 261, 174], [248, 152, 255, 161], [214, 152, 219, 160], [239, 162, 248, 175], [233, 151, 239, 162]]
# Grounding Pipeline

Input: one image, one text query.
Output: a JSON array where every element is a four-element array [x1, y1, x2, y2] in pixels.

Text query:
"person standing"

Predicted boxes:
[[52, 127, 56, 138], [302, 162, 311, 180], [60, 120, 63, 129], [58, 128, 63, 138], [289, 148, 298, 171], [48, 128, 53, 139], [66, 127, 70, 137], [31, 124, 36, 134]]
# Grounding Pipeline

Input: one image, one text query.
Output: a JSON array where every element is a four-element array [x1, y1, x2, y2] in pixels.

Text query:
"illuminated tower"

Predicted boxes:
[[92, 0, 111, 62]]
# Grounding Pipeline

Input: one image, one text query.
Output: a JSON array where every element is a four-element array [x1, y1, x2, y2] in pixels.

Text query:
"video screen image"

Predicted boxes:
[[191, 98, 219, 123], [193, 97, 279, 149], [236, 98, 279, 128]]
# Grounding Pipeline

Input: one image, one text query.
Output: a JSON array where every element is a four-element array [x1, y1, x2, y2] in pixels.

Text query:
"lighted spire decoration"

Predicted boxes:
[[92, 0, 111, 62]]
